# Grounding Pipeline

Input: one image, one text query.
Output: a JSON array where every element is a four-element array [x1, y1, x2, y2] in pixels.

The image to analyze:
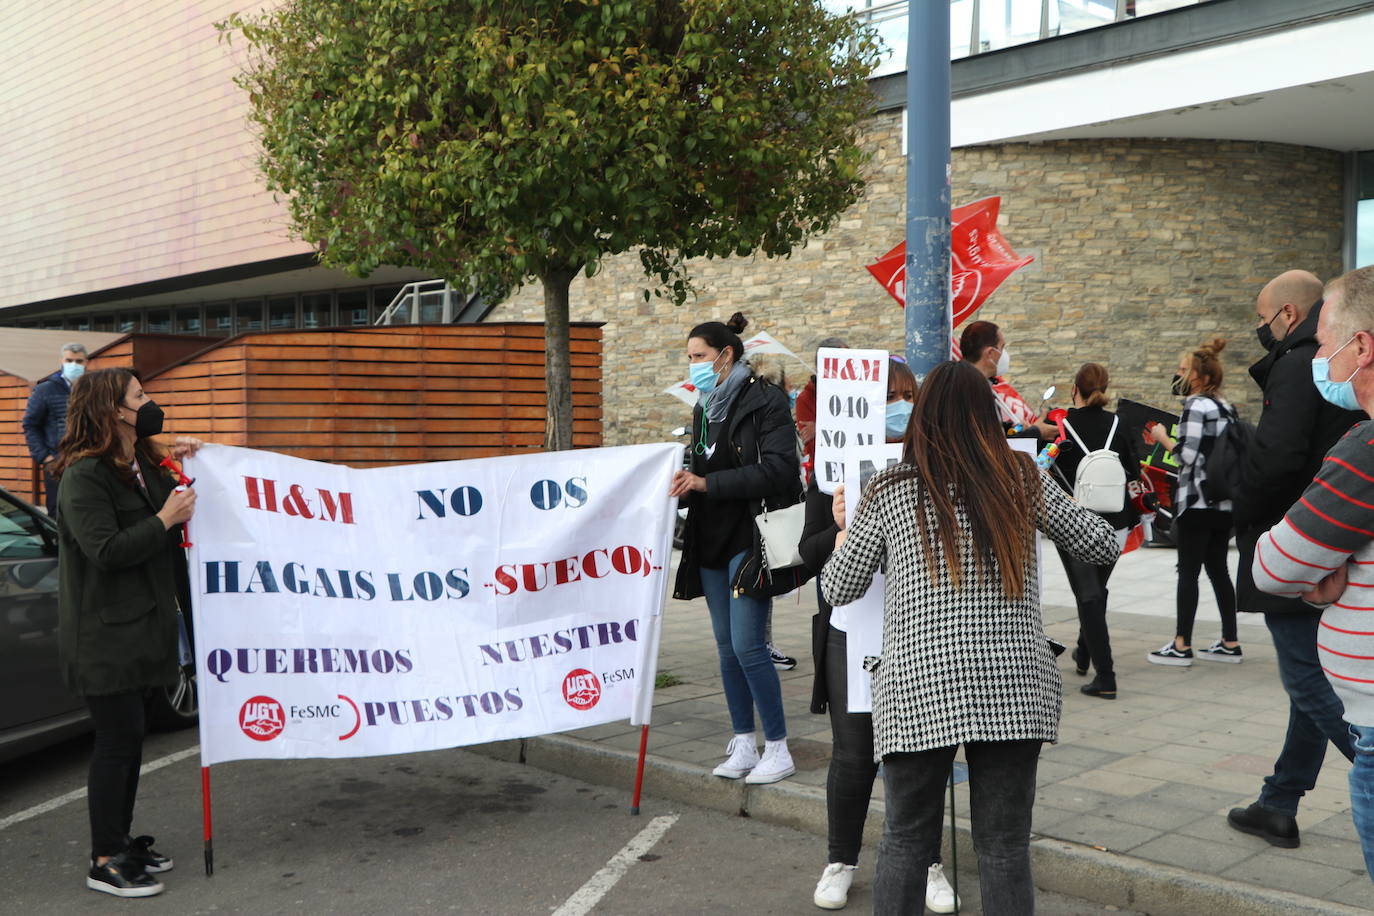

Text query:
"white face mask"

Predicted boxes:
[[995, 346, 1010, 377]]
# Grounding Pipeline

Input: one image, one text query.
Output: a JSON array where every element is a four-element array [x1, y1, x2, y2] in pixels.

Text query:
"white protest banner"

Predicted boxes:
[[814, 348, 888, 494], [837, 444, 904, 714], [185, 442, 680, 766]]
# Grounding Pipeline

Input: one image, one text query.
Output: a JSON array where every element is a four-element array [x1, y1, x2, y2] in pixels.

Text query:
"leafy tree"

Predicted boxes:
[[221, 0, 879, 449]]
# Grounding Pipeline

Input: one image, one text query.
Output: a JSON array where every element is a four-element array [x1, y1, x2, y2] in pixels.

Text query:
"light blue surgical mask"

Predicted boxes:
[[689, 353, 725, 396], [885, 399, 913, 439], [1312, 335, 1364, 411], [61, 361, 85, 383]]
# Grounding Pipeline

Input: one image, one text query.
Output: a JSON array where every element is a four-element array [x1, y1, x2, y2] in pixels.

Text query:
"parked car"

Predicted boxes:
[[0, 485, 196, 764]]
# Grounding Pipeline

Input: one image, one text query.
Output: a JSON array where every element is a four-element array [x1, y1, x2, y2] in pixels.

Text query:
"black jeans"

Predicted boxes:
[[1174, 508, 1237, 644], [874, 740, 1042, 915], [86, 692, 146, 859], [1056, 546, 1117, 678], [824, 625, 880, 865]]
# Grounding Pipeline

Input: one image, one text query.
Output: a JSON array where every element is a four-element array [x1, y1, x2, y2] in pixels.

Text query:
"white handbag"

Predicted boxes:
[[755, 501, 806, 570]]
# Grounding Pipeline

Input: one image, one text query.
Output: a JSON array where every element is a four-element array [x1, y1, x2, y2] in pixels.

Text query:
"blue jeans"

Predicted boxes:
[[700, 552, 787, 742], [874, 741, 1041, 915], [1258, 614, 1355, 815], [1350, 724, 1374, 881]]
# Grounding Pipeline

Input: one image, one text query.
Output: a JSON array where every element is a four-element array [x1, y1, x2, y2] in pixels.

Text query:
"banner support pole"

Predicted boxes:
[[201, 766, 214, 876], [630, 724, 650, 815]]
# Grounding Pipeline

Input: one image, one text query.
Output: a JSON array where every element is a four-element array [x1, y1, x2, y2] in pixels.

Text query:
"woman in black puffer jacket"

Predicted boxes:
[[671, 312, 800, 787]]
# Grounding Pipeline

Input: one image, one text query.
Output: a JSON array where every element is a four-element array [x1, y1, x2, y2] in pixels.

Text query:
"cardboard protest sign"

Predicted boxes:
[[814, 348, 888, 495]]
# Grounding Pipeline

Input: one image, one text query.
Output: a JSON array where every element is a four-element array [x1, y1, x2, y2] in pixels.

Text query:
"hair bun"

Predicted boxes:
[[1202, 336, 1227, 356], [725, 312, 749, 334]]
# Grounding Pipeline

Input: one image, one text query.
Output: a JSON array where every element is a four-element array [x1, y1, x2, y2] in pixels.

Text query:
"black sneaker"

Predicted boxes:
[[1197, 640, 1243, 663], [125, 834, 173, 873], [87, 852, 164, 898], [767, 644, 797, 671], [1080, 676, 1117, 699], [1147, 642, 1194, 666], [1227, 802, 1300, 848]]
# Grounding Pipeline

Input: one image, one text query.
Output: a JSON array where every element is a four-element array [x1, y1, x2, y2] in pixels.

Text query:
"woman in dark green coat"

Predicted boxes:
[[52, 368, 199, 898]]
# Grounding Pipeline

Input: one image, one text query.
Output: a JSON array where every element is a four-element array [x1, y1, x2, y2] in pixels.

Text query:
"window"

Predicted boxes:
[[0, 491, 50, 558], [146, 309, 172, 333], [206, 303, 232, 336], [236, 301, 264, 333], [268, 296, 297, 329], [116, 313, 142, 333], [65, 316, 91, 331], [339, 290, 370, 326], [1358, 151, 1374, 269], [176, 306, 203, 335], [301, 293, 333, 328], [91, 314, 115, 332]]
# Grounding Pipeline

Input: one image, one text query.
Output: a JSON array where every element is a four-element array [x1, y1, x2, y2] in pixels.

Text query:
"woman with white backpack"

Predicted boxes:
[[1053, 363, 1142, 700]]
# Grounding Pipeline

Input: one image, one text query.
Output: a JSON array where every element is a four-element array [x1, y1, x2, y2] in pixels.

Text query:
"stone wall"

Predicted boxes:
[[487, 111, 1346, 445]]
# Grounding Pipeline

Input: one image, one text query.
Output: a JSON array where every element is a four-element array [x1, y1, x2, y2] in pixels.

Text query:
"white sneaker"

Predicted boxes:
[[745, 739, 796, 784], [712, 734, 759, 778], [813, 862, 856, 909], [925, 862, 959, 914]]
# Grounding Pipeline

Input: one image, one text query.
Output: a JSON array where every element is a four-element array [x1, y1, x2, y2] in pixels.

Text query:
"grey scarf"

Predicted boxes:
[[702, 360, 752, 425]]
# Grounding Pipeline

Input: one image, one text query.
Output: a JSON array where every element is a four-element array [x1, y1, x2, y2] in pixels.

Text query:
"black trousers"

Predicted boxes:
[[1174, 508, 1237, 644], [85, 692, 146, 859], [43, 466, 59, 518], [1056, 546, 1117, 678]]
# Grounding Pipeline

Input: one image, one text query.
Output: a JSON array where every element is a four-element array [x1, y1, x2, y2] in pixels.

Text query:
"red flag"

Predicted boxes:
[[865, 196, 1034, 328]]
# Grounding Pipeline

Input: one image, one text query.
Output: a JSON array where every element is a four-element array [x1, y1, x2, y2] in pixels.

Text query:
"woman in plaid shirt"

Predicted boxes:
[[1145, 337, 1243, 666]]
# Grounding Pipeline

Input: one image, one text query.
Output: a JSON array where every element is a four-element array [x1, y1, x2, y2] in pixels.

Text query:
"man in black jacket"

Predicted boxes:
[[22, 343, 88, 516], [1228, 270, 1365, 848]]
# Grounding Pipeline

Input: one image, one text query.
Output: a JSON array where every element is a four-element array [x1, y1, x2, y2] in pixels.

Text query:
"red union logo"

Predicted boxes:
[[239, 695, 285, 741], [562, 669, 602, 711]]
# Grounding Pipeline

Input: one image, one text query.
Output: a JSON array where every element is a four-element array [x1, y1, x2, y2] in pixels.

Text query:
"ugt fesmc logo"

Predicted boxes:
[[562, 669, 602, 711], [239, 695, 285, 741]]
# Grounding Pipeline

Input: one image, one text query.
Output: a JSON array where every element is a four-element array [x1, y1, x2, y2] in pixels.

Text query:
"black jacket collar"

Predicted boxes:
[[1250, 299, 1323, 389]]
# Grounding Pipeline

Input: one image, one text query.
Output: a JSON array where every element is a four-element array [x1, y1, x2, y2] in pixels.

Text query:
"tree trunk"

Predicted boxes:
[[541, 264, 578, 452]]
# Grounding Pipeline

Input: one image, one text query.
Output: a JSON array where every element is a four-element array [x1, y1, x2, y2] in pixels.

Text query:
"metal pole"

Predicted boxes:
[[906, 0, 952, 376]]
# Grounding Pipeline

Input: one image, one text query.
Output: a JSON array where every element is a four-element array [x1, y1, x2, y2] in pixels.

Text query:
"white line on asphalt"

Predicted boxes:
[[0, 744, 200, 833], [551, 813, 680, 916]]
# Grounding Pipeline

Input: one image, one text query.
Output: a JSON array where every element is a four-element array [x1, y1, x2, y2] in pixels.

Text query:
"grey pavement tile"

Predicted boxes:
[[1039, 744, 1126, 771], [1129, 832, 1258, 874], [1096, 797, 1217, 831], [1034, 782, 1121, 814], [1308, 810, 1361, 842], [567, 721, 641, 741], [600, 728, 692, 754], [651, 716, 732, 741], [1029, 804, 1081, 836], [1139, 781, 1253, 815], [1032, 759, 1084, 785], [1042, 812, 1163, 853], [1221, 848, 1363, 899], [1056, 768, 1166, 798], [1276, 829, 1367, 871], [1140, 742, 1227, 767], [670, 738, 734, 766], [1327, 874, 1374, 909]]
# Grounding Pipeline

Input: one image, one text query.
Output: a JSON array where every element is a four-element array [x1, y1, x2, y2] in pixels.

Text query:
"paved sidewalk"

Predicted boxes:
[[555, 545, 1371, 913]]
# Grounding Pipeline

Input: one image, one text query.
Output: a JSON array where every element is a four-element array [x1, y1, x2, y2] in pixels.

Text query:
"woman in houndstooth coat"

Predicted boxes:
[[821, 360, 1119, 915]]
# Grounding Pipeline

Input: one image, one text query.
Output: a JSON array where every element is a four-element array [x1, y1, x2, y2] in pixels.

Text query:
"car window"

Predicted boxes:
[[0, 493, 46, 558]]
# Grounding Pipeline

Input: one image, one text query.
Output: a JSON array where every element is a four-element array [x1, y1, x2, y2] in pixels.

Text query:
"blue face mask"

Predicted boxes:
[[885, 399, 913, 439], [689, 354, 724, 396], [61, 361, 85, 382], [1312, 335, 1364, 411]]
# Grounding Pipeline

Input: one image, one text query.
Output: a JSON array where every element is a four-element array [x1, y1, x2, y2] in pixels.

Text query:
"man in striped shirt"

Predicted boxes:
[[1254, 266, 1374, 879]]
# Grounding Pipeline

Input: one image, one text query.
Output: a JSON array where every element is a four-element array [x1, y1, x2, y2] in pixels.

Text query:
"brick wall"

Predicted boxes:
[[486, 112, 1345, 443]]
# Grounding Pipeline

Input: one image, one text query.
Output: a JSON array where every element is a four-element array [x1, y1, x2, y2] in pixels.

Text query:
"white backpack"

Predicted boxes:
[[1062, 416, 1126, 513]]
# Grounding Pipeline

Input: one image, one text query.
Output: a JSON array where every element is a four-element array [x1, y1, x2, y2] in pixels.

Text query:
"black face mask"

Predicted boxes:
[[1256, 324, 1277, 351], [128, 401, 165, 439], [1170, 374, 1189, 397]]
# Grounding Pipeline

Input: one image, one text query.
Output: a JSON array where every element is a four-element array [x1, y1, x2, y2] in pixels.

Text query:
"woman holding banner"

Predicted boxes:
[[802, 357, 960, 912], [51, 368, 200, 898], [671, 312, 800, 786], [821, 360, 1119, 915]]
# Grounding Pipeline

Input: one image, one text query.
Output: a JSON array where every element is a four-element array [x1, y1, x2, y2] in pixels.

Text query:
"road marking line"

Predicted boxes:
[[0, 744, 200, 833], [551, 813, 679, 916]]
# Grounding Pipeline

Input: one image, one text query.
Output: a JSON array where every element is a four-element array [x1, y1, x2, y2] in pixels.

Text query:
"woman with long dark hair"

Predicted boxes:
[[52, 368, 199, 898], [671, 312, 801, 785], [822, 360, 1119, 914], [803, 357, 959, 912]]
